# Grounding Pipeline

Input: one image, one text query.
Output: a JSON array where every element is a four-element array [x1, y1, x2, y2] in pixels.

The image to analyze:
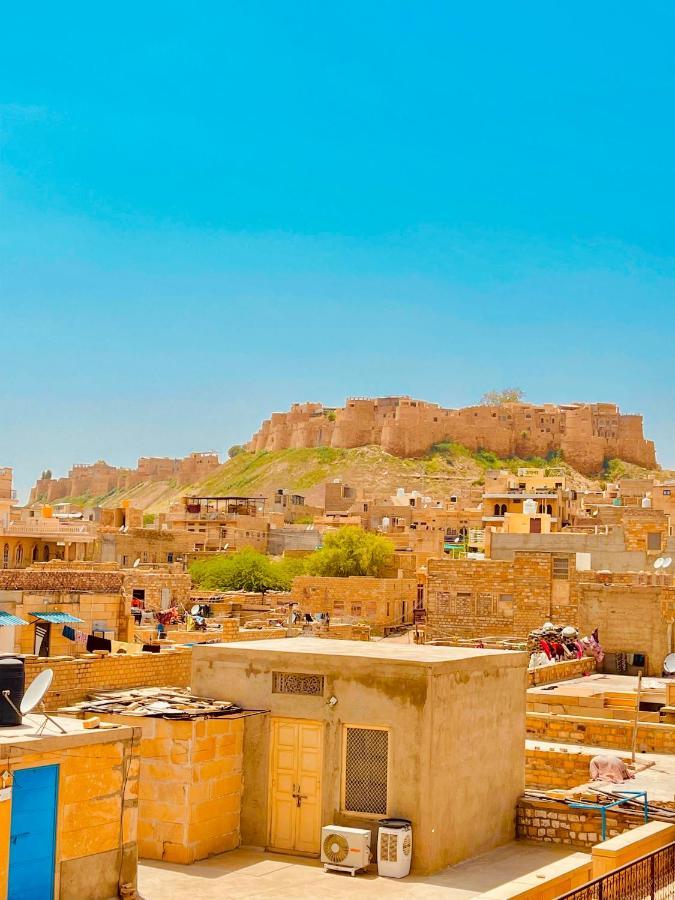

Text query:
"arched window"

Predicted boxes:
[[2, 544, 9, 569], [546, 504, 553, 516], [459, 526, 468, 539], [500, 504, 507, 516], [43, 545, 50, 561], [15, 545, 23, 566], [31, 544, 38, 562], [493, 503, 501, 516]]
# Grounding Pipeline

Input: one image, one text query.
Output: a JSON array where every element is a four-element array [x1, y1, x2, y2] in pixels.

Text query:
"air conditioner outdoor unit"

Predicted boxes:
[[321, 825, 371, 876]]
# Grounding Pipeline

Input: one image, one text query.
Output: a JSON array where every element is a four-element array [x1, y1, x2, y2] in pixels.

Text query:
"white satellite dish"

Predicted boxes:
[[20, 669, 66, 735], [222, 544, 229, 550], [190, 604, 201, 615], [664, 652, 675, 675], [664, 557, 673, 570], [133, 558, 141, 568], [654, 558, 665, 569]]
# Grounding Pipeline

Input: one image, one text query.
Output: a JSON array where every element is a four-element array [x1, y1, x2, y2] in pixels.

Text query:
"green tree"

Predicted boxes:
[[479, 387, 525, 406], [228, 444, 246, 459], [189, 548, 305, 593], [306, 526, 394, 577]]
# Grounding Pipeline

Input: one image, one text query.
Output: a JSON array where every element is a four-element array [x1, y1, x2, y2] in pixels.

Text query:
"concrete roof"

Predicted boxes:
[[197, 637, 527, 669], [0, 714, 136, 753]]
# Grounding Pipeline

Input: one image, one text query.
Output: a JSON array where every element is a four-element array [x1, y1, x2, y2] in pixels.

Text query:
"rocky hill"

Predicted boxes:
[[27, 444, 642, 514]]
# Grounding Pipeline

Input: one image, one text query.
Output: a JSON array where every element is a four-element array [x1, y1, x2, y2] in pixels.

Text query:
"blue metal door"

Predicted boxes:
[[8, 764, 59, 900]]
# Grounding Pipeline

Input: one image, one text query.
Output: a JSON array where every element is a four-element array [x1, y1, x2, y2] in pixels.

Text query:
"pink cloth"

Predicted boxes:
[[589, 755, 634, 784]]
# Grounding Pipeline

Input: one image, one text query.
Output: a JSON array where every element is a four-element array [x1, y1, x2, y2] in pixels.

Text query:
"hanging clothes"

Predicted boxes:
[[86, 635, 112, 653], [142, 644, 160, 653], [62, 625, 76, 641]]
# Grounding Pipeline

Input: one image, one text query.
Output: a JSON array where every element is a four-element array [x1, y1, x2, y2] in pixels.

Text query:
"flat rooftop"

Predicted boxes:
[[198, 636, 528, 668], [528, 673, 669, 704], [138, 842, 589, 899], [0, 713, 135, 753]]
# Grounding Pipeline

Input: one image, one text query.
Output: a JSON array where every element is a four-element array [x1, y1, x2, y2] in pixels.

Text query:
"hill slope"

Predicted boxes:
[[43, 444, 624, 513]]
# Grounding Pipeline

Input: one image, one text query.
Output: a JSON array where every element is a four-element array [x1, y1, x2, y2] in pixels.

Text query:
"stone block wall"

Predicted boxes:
[[291, 575, 417, 630], [517, 798, 634, 848], [0, 728, 140, 899], [95, 714, 245, 865], [524, 742, 624, 790], [527, 712, 675, 755], [527, 657, 596, 686], [25, 649, 192, 709]]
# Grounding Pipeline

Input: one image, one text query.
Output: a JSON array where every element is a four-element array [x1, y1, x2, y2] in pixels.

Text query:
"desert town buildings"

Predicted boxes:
[[3, 407, 675, 898]]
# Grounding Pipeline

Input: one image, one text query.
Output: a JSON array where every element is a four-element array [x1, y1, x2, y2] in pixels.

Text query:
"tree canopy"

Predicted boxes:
[[306, 526, 394, 578], [227, 444, 246, 459], [189, 548, 304, 593], [479, 387, 525, 406]]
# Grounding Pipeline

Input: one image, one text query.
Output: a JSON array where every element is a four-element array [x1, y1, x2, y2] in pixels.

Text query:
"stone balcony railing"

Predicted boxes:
[[0, 519, 97, 540]]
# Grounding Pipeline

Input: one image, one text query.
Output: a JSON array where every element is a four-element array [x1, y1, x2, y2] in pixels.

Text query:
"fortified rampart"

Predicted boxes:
[[29, 451, 220, 503], [248, 397, 656, 474]]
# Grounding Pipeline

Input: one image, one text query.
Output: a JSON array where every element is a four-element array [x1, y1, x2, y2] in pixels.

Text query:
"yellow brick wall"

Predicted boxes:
[[291, 575, 417, 630], [527, 711, 675, 754], [88, 714, 245, 864], [24, 650, 192, 709], [0, 729, 140, 900]]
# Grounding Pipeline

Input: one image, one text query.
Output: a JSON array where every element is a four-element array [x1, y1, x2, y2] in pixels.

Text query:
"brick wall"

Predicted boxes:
[[524, 742, 625, 790], [24, 650, 193, 709], [86, 714, 245, 864], [0, 728, 140, 897], [527, 712, 675, 754], [528, 657, 596, 686], [291, 575, 417, 630], [517, 797, 637, 848]]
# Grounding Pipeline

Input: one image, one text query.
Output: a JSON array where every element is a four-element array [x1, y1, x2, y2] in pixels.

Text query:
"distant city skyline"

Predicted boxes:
[[2, 2, 674, 499]]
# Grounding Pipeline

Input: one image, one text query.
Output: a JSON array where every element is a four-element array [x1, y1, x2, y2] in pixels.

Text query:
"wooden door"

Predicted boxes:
[[269, 718, 323, 854]]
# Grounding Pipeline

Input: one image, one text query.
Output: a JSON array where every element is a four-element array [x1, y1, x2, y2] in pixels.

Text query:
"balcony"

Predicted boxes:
[[0, 520, 97, 541]]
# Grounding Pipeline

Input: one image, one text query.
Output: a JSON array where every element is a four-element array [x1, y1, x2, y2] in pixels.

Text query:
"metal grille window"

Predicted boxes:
[[552, 557, 569, 580], [272, 672, 325, 695], [343, 726, 389, 815]]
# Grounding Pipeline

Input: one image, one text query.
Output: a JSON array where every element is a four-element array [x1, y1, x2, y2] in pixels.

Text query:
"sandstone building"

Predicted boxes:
[[248, 397, 656, 474]]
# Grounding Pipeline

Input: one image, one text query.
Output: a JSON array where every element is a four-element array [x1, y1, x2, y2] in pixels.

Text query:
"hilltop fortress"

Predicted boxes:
[[248, 397, 656, 474], [29, 452, 220, 503]]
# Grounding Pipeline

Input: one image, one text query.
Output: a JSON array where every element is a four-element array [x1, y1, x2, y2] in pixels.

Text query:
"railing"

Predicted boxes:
[[557, 841, 675, 899], [0, 520, 96, 538]]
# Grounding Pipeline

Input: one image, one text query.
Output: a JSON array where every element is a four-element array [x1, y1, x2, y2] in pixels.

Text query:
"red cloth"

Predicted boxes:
[[539, 639, 552, 659]]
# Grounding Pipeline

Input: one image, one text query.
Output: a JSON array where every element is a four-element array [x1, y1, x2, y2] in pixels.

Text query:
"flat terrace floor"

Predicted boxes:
[[528, 672, 669, 704], [138, 842, 588, 899]]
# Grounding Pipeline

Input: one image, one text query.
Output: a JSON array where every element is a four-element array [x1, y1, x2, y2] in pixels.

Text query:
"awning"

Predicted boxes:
[[0, 610, 29, 627], [28, 612, 84, 624]]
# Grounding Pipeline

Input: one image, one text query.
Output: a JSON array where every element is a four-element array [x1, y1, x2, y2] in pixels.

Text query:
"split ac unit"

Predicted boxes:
[[321, 825, 371, 876]]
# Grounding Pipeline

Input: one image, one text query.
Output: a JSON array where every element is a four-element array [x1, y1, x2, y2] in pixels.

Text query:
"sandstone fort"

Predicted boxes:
[[248, 396, 656, 474]]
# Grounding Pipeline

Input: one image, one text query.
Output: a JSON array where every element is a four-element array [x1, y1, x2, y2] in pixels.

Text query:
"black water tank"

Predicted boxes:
[[0, 657, 25, 726]]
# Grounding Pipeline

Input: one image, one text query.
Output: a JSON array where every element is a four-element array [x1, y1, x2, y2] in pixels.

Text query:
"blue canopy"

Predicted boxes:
[[0, 610, 29, 627], [28, 611, 84, 624]]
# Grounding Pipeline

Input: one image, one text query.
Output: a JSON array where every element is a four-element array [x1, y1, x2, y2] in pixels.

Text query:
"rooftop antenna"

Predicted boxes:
[[2, 669, 66, 735]]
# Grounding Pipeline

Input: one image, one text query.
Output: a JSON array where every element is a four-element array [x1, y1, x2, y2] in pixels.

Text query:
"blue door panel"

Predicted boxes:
[[8, 765, 58, 900]]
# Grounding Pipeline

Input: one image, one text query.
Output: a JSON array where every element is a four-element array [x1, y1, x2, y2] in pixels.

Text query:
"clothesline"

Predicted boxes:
[[61, 625, 160, 654]]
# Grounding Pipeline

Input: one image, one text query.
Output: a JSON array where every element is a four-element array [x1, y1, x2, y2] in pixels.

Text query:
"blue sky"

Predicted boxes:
[[2, 2, 674, 500]]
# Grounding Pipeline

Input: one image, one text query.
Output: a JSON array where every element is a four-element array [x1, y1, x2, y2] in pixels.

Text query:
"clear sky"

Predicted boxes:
[[2, 2, 674, 500]]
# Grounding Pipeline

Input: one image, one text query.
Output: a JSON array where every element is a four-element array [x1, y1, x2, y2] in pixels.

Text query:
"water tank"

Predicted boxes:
[[0, 657, 25, 726], [42, 504, 53, 518], [642, 496, 652, 509], [523, 498, 537, 515]]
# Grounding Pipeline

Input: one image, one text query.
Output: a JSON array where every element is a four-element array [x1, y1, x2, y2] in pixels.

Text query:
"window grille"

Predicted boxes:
[[552, 557, 569, 580], [272, 672, 324, 695], [343, 726, 389, 815]]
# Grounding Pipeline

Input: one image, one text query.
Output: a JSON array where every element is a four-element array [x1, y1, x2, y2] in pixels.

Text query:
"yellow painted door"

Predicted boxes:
[[269, 718, 323, 854]]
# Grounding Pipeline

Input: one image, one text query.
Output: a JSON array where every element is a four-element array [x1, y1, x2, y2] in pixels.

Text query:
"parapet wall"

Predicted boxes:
[[24, 649, 193, 709], [248, 397, 657, 474]]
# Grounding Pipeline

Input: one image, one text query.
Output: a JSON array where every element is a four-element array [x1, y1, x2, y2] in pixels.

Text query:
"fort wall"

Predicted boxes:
[[248, 397, 656, 474]]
